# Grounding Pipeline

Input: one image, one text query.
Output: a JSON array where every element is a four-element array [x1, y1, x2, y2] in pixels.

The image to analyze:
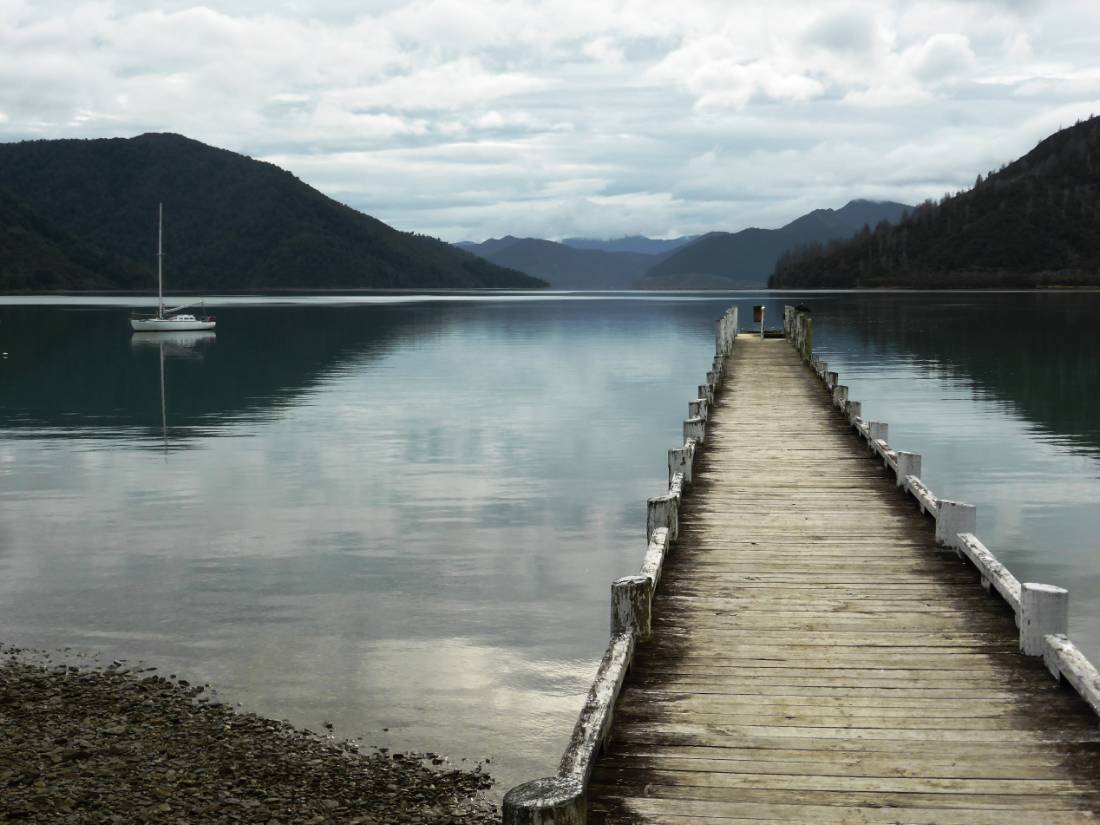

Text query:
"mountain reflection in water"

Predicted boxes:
[[1, 292, 1098, 796]]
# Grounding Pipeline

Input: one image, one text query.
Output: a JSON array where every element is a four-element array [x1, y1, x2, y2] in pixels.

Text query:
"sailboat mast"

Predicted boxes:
[[157, 202, 164, 317]]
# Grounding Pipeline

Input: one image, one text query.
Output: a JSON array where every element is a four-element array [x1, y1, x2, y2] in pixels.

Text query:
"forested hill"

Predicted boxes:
[[0, 133, 543, 291], [639, 199, 910, 289], [770, 117, 1100, 288], [0, 189, 148, 291]]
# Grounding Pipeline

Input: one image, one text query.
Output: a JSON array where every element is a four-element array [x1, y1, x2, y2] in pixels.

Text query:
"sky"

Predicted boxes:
[[2, 0, 1100, 242]]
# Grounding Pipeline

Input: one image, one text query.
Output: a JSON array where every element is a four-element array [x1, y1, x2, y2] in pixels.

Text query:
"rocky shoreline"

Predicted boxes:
[[0, 647, 498, 824]]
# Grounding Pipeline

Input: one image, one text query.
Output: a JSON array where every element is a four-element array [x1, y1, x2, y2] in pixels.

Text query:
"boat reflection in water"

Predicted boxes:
[[131, 331, 216, 450], [130, 330, 216, 358]]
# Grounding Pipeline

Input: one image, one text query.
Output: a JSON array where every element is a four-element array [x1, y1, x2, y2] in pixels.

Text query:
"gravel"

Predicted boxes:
[[0, 647, 498, 824]]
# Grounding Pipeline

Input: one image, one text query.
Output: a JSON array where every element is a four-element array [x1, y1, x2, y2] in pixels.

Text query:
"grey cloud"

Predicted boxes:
[[802, 10, 877, 55]]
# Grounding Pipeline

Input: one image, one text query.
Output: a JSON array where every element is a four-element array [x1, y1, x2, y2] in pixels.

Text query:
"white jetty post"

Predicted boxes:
[[668, 443, 694, 485], [895, 452, 922, 487], [846, 400, 862, 426], [647, 495, 678, 541], [502, 777, 584, 825], [833, 385, 848, 409], [1020, 583, 1069, 656], [611, 575, 652, 640], [935, 500, 976, 550], [826, 371, 839, 390], [688, 399, 708, 420], [868, 421, 888, 443], [683, 417, 705, 444]]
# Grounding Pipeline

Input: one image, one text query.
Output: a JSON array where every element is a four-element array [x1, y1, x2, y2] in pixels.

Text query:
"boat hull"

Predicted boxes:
[[131, 318, 216, 332]]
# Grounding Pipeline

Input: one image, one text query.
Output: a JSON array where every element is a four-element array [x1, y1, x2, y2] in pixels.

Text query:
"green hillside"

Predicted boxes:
[[0, 189, 147, 291], [770, 117, 1100, 288], [0, 133, 543, 291]]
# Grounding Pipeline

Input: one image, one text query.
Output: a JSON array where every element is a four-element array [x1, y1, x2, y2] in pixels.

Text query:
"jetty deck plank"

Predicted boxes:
[[587, 335, 1100, 823]]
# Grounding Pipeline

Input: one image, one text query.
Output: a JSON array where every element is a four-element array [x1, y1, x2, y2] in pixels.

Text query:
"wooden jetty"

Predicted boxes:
[[503, 306, 1100, 825]]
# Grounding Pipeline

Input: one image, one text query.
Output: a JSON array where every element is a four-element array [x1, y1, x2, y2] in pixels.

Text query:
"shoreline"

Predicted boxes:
[[0, 646, 498, 824]]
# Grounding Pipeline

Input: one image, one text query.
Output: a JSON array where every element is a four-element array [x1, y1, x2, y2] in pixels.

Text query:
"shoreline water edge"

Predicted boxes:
[[0, 645, 498, 824]]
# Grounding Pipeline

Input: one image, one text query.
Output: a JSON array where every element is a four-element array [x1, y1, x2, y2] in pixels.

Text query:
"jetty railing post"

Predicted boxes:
[[868, 421, 888, 443], [935, 500, 976, 550], [895, 452, 921, 487], [668, 442, 695, 485], [647, 494, 679, 541], [502, 778, 585, 825], [833, 385, 848, 409], [846, 400, 862, 426], [1020, 583, 1069, 655], [683, 417, 705, 444], [611, 575, 652, 641]]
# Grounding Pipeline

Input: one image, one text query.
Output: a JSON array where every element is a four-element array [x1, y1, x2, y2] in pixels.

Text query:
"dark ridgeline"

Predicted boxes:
[[637, 199, 911, 289], [770, 116, 1100, 288], [0, 133, 544, 292]]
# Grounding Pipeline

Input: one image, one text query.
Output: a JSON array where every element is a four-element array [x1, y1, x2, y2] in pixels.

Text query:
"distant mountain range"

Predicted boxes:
[[771, 117, 1100, 288], [458, 200, 910, 289], [560, 235, 697, 255], [639, 200, 912, 289], [0, 133, 544, 292], [455, 236, 660, 289]]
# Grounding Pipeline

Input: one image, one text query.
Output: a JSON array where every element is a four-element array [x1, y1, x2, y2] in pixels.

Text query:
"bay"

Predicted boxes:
[[1, 291, 1098, 795]]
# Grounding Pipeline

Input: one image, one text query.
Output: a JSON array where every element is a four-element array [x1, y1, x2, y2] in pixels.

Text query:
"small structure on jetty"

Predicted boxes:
[[503, 305, 1100, 824]]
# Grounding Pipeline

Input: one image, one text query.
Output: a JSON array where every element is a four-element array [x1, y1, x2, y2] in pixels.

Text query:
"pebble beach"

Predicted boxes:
[[0, 646, 498, 824]]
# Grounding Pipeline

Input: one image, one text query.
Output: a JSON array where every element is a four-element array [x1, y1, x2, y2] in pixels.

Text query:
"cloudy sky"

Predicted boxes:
[[2, 0, 1099, 241]]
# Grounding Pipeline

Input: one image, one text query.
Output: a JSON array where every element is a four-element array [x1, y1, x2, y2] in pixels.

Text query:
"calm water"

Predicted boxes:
[[1, 292, 1098, 794]]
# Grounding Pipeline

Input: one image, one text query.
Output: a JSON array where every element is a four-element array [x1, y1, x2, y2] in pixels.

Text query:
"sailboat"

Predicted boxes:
[[130, 203, 216, 332]]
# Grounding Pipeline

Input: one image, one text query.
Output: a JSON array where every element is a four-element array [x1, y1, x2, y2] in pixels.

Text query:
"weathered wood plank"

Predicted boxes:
[[584, 335, 1100, 823], [590, 794, 1100, 824]]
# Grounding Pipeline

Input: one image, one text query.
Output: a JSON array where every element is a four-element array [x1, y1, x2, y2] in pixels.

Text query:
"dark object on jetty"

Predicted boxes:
[[0, 651, 497, 824]]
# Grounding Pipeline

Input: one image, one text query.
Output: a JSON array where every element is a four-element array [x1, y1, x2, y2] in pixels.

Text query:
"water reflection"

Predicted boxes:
[[0, 296, 735, 792], [2, 293, 1099, 795], [130, 332, 217, 451], [802, 292, 1100, 455], [130, 330, 216, 356]]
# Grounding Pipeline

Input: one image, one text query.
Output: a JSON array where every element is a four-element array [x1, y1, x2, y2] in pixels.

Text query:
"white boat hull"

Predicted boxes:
[[131, 318, 216, 332]]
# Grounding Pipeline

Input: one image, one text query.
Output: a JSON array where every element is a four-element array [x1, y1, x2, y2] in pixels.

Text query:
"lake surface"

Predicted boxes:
[[2, 291, 1098, 795]]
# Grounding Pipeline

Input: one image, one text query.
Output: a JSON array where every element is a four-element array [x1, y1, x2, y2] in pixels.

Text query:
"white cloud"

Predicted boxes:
[[906, 33, 977, 83], [1, 0, 1100, 240]]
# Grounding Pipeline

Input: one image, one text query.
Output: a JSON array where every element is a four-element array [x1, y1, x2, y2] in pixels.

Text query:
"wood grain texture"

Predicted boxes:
[[587, 335, 1100, 823]]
